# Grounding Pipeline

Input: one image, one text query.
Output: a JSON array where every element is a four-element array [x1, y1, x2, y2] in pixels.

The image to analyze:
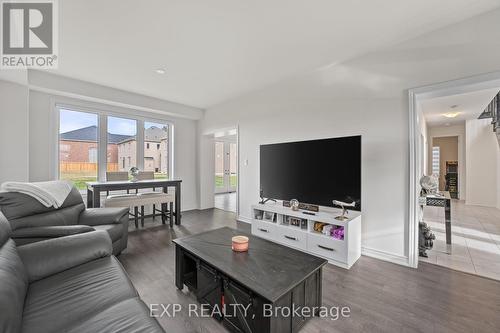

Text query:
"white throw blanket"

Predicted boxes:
[[1, 180, 73, 208]]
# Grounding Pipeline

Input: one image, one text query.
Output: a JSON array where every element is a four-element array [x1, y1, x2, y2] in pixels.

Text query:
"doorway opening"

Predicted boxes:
[[214, 130, 238, 213], [409, 72, 500, 280]]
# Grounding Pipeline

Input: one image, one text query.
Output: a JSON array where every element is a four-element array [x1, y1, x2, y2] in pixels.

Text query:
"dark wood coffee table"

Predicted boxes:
[[173, 227, 327, 333]]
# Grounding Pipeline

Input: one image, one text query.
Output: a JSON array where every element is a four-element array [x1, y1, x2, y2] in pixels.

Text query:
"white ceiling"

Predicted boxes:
[[38, 0, 500, 108], [421, 88, 500, 127]]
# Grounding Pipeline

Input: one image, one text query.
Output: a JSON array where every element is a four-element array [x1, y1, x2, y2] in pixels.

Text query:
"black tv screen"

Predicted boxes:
[[260, 136, 361, 211]]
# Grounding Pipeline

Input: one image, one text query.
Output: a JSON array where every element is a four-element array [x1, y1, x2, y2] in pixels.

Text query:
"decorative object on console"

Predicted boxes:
[[232, 236, 249, 252], [322, 224, 333, 236], [254, 210, 264, 220], [314, 222, 327, 232], [282, 200, 319, 212], [289, 216, 307, 229], [259, 189, 277, 204], [262, 211, 276, 222], [289, 216, 301, 227], [420, 175, 438, 195], [290, 199, 299, 211], [130, 167, 140, 182], [332, 226, 345, 240], [419, 221, 435, 257], [332, 199, 356, 221]]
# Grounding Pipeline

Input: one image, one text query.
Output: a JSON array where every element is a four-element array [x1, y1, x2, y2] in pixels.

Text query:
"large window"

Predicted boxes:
[[144, 121, 169, 179], [108, 116, 136, 172], [432, 146, 440, 177], [59, 109, 99, 190], [57, 106, 172, 189]]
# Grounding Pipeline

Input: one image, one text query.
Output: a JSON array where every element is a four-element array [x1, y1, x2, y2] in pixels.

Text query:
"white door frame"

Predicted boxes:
[[408, 70, 500, 268]]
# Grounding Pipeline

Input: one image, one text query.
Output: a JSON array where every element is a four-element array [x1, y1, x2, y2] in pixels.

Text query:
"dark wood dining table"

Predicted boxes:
[[86, 179, 182, 225]]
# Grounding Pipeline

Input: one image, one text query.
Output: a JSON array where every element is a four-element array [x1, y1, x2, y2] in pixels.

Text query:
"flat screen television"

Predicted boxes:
[[260, 135, 361, 211]]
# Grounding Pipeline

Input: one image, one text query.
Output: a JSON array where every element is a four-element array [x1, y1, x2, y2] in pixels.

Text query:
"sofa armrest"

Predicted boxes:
[[12, 225, 95, 239], [17, 230, 112, 282], [79, 208, 129, 226]]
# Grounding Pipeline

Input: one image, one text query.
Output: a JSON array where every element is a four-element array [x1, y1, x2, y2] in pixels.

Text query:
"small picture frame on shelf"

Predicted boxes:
[[289, 217, 302, 228], [254, 210, 264, 220], [282, 216, 290, 226], [263, 211, 276, 222], [301, 219, 308, 230]]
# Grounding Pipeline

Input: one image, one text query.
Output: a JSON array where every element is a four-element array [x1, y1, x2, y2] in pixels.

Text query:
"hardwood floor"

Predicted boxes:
[[119, 209, 500, 332]]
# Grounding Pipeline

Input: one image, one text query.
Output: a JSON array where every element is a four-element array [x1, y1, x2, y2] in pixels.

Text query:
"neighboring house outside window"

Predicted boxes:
[[88, 148, 97, 163]]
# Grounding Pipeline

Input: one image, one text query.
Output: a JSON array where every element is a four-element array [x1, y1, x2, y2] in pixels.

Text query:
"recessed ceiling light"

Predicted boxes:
[[450, 105, 459, 109], [155, 68, 166, 74], [443, 112, 460, 118]]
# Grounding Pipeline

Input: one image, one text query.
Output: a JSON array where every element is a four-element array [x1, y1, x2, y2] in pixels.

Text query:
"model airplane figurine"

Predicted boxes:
[[332, 199, 356, 221]]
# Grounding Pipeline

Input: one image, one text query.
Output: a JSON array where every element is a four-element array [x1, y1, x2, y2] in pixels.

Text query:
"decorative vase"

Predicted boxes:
[[130, 167, 139, 182]]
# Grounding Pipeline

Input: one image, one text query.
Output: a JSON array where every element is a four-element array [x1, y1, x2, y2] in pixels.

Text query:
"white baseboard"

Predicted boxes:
[[237, 215, 251, 224], [361, 246, 410, 267]]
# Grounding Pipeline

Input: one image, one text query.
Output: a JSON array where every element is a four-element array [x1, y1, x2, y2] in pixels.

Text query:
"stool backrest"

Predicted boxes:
[[106, 172, 129, 181], [136, 171, 154, 180]]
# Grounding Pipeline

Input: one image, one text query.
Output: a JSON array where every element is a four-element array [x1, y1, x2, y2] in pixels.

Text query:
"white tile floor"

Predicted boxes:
[[420, 200, 500, 280], [214, 192, 236, 212]]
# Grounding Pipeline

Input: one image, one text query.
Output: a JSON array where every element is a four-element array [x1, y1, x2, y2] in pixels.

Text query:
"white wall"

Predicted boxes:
[[0, 80, 29, 184], [465, 118, 499, 207], [427, 124, 466, 200], [199, 8, 500, 264]]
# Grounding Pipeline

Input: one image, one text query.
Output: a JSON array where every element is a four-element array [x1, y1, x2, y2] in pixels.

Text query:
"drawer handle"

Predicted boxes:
[[284, 235, 297, 241], [258, 228, 269, 233], [318, 245, 335, 252]]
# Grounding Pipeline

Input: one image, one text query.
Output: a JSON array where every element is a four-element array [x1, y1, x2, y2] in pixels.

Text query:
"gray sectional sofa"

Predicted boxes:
[[0, 212, 165, 333], [0, 187, 129, 255]]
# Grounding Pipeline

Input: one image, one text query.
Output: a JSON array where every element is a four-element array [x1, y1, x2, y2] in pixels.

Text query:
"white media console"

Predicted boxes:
[[251, 202, 361, 269]]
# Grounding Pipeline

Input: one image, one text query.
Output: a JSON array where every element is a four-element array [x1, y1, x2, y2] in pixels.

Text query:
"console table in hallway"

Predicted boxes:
[[86, 179, 182, 225], [421, 191, 452, 252]]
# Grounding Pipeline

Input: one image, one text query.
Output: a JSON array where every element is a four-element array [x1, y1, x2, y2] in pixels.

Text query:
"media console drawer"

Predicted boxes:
[[307, 233, 346, 262], [251, 220, 277, 241], [275, 227, 307, 250]]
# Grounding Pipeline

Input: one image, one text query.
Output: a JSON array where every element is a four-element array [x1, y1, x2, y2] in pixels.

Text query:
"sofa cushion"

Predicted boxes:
[[93, 223, 124, 243], [66, 298, 164, 333], [22, 256, 138, 333], [12, 225, 95, 238], [0, 187, 84, 220], [0, 239, 28, 333]]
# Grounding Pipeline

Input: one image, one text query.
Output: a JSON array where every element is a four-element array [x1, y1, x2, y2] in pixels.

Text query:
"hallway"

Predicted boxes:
[[214, 192, 236, 213], [420, 200, 500, 280]]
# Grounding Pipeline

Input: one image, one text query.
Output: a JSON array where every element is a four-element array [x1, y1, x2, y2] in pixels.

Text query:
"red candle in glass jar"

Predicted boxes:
[[232, 236, 249, 252]]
